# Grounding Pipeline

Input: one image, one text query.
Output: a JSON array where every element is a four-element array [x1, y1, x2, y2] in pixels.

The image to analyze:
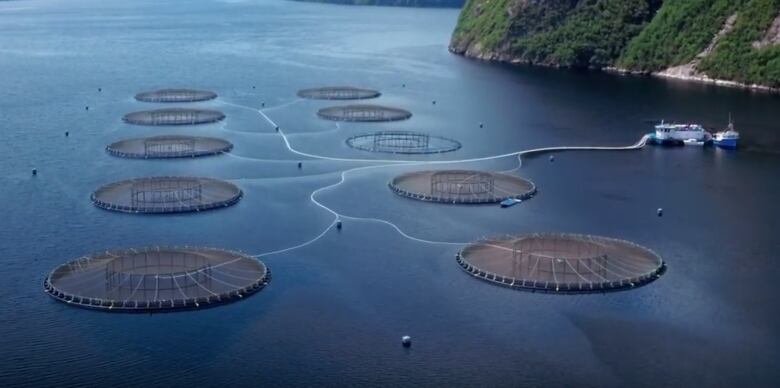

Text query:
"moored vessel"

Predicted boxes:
[[713, 116, 740, 149], [653, 121, 707, 145]]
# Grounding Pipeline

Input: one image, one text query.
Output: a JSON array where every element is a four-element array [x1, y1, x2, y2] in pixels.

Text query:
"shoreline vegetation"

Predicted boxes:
[[450, 0, 780, 93]]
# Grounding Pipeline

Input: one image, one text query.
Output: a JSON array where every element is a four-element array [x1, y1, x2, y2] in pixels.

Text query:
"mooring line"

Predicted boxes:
[[219, 100, 649, 260]]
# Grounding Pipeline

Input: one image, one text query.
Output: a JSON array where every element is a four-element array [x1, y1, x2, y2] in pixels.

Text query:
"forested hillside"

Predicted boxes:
[[450, 0, 780, 88]]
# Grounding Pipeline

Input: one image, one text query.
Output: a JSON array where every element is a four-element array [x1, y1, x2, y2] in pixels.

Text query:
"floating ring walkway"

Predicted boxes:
[[457, 233, 665, 293], [106, 135, 233, 159], [44, 246, 269, 312]]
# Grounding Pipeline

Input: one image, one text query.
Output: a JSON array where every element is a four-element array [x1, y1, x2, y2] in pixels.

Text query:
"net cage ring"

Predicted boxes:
[[346, 131, 461, 154], [122, 108, 225, 126], [134, 89, 218, 103], [106, 135, 233, 159], [317, 104, 412, 122], [91, 176, 242, 214], [389, 169, 536, 204], [456, 233, 666, 293], [297, 86, 381, 100], [43, 246, 270, 312]]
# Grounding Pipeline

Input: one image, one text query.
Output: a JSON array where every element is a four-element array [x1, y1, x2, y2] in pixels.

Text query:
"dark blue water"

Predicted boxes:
[[1, 0, 779, 386]]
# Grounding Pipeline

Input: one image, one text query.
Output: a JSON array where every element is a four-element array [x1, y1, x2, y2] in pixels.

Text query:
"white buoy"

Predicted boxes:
[[657, 208, 663, 217], [401, 336, 411, 348], [549, 155, 555, 162]]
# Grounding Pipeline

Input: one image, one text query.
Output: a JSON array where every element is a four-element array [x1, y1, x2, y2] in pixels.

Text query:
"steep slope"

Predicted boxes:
[[450, 0, 780, 89], [451, 0, 661, 68]]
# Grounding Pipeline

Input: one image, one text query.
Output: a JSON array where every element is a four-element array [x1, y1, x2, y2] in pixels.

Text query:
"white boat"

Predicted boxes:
[[683, 138, 705, 146], [655, 121, 708, 143]]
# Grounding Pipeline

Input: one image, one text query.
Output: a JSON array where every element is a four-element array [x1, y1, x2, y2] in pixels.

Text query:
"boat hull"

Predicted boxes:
[[714, 138, 738, 149]]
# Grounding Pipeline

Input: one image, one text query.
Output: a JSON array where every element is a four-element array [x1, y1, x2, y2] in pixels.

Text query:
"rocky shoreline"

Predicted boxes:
[[605, 67, 780, 94], [449, 45, 779, 94]]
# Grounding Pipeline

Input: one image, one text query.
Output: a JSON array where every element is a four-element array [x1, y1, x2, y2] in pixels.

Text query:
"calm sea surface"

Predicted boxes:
[[1, 0, 779, 386]]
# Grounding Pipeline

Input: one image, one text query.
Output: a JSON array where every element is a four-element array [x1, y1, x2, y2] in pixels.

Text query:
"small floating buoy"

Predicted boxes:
[[65, 131, 69, 137], [402, 83, 406, 88], [32, 168, 37, 176], [657, 208, 663, 217], [432, 100, 436, 105], [85, 106, 89, 111], [261, 102, 265, 107], [275, 126, 279, 132], [401, 336, 412, 348], [98, 88, 102, 92], [336, 220, 342, 230], [252, 86, 256, 89], [297, 162, 302, 169], [479, 122, 484, 128], [549, 155, 555, 162]]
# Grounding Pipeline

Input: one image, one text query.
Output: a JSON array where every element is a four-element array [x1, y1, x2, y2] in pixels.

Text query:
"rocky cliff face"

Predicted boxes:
[[450, 0, 780, 89]]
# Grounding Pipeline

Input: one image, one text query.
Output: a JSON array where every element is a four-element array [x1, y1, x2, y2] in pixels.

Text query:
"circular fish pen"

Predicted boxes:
[[456, 233, 665, 293], [106, 135, 233, 159], [389, 170, 536, 204], [43, 246, 270, 312], [346, 131, 461, 154], [92, 176, 242, 214], [317, 104, 412, 122], [135, 89, 217, 103], [297, 86, 380, 100], [123, 108, 225, 126]]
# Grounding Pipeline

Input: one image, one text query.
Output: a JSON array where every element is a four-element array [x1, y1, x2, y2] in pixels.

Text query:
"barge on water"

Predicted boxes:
[[648, 122, 710, 146], [647, 118, 740, 149]]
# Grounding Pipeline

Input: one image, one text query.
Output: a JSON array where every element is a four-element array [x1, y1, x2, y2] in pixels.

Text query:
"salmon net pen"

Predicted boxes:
[[44, 246, 270, 312], [91, 176, 242, 214], [135, 89, 217, 103], [389, 170, 536, 204], [106, 135, 233, 159], [123, 108, 225, 126], [456, 233, 665, 293], [317, 104, 411, 122]]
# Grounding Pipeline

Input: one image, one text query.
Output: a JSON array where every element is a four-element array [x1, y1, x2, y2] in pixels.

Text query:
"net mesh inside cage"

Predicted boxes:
[[44, 247, 270, 312], [456, 233, 666, 293], [346, 131, 461, 154], [431, 171, 494, 197], [389, 170, 536, 204], [130, 178, 203, 207]]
